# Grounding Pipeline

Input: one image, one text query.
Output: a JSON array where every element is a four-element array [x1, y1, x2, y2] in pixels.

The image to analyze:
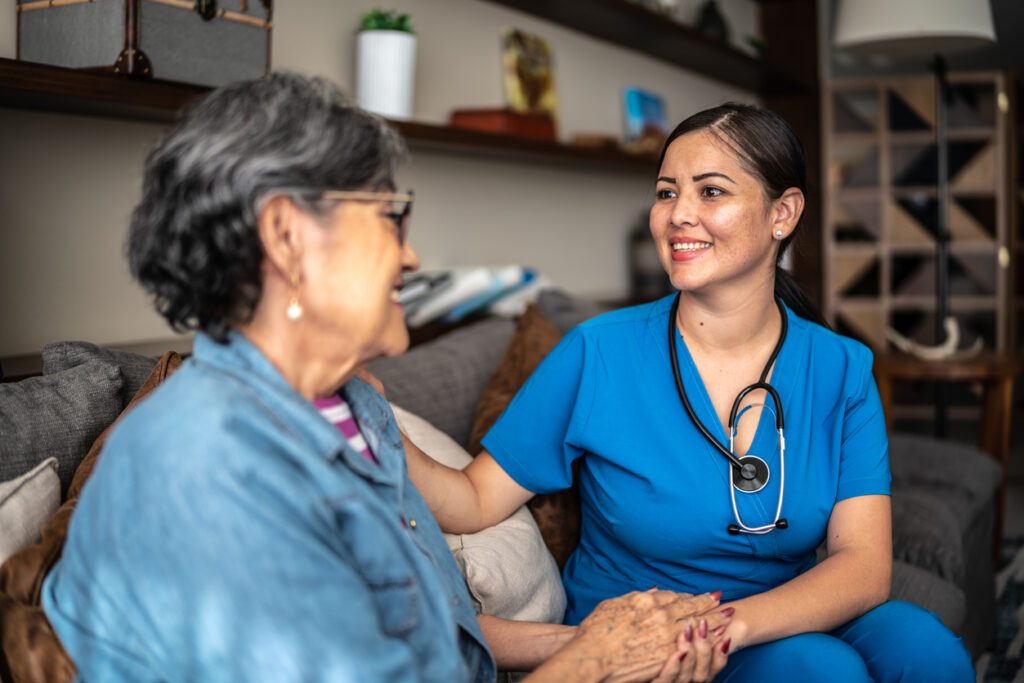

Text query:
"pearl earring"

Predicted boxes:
[[286, 273, 303, 321], [775, 230, 784, 239]]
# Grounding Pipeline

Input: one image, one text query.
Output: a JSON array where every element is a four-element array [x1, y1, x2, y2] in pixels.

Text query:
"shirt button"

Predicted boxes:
[[453, 597, 460, 606], [409, 518, 417, 529]]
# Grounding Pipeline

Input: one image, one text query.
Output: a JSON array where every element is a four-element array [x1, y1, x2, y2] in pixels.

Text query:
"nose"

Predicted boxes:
[[402, 238, 420, 273], [668, 192, 698, 229]]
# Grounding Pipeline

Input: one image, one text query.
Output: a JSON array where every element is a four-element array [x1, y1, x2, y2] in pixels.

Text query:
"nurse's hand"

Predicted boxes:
[[575, 589, 730, 682], [649, 616, 732, 682]]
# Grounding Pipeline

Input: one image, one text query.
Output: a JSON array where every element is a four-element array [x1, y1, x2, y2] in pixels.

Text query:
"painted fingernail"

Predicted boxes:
[[685, 623, 694, 643], [699, 619, 708, 638], [713, 625, 727, 636], [678, 652, 688, 662], [722, 638, 732, 654], [722, 607, 735, 617], [709, 590, 723, 601]]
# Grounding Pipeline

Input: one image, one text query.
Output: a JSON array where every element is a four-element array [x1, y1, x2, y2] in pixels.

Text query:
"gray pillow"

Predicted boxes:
[[0, 457, 60, 565], [890, 559, 966, 633], [0, 359, 124, 496], [42, 341, 158, 409], [889, 433, 1001, 534], [535, 289, 606, 333], [369, 318, 515, 447], [891, 485, 965, 585]]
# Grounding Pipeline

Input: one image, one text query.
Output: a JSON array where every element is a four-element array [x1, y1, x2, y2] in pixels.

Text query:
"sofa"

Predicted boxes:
[[0, 289, 1002, 679]]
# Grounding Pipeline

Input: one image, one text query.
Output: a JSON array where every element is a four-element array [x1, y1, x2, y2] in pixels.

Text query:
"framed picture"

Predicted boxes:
[[622, 87, 668, 143], [500, 28, 558, 119]]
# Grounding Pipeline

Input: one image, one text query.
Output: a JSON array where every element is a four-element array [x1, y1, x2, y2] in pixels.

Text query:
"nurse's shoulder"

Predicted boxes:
[[788, 311, 876, 390]]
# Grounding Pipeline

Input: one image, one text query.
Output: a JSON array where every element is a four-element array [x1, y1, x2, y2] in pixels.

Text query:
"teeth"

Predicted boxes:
[[672, 242, 711, 252], [390, 289, 401, 302]]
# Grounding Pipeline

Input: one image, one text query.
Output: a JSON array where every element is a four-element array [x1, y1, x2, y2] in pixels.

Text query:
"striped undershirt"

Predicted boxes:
[[313, 394, 378, 464]]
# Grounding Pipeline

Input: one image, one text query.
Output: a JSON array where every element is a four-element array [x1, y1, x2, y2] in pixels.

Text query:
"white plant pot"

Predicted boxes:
[[355, 30, 417, 120]]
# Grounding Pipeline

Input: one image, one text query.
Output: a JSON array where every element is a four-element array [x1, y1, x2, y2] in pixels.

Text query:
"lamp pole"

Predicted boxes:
[[933, 53, 950, 436]]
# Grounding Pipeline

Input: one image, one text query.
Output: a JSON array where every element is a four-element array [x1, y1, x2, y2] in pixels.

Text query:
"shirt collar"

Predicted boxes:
[[191, 331, 404, 485]]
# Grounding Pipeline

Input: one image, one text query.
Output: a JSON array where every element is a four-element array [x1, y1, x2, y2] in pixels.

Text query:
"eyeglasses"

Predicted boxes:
[[318, 189, 414, 244]]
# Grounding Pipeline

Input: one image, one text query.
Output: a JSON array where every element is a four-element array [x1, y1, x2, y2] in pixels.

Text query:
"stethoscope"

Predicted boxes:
[[667, 293, 789, 535]]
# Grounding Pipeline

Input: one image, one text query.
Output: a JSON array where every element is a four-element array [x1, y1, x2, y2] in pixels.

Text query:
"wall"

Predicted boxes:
[[0, 0, 756, 356]]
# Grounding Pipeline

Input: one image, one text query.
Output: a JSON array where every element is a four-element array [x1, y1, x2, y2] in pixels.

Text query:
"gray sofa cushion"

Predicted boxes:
[[891, 486, 964, 584], [891, 559, 966, 634], [369, 318, 516, 447], [888, 432, 1001, 533], [42, 341, 158, 409], [0, 360, 123, 496], [535, 289, 606, 333]]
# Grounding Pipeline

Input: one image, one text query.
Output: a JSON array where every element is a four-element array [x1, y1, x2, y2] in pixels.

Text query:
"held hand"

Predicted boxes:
[[574, 590, 731, 682], [648, 614, 733, 683]]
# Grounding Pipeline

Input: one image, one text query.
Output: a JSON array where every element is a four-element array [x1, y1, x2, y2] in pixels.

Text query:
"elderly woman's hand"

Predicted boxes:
[[572, 589, 731, 682]]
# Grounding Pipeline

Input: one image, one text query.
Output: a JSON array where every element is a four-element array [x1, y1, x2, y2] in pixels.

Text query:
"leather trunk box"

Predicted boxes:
[[17, 0, 271, 88]]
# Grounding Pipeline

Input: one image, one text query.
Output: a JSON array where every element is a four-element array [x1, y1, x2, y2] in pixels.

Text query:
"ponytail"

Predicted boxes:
[[775, 264, 829, 329]]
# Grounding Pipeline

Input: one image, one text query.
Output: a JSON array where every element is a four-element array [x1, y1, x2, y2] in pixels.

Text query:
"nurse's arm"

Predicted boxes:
[[717, 494, 891, 651], [402, 430, 534, 534]]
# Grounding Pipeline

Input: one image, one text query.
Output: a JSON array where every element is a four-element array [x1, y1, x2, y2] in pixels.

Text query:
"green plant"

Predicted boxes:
[[360, 9, 414, 33]]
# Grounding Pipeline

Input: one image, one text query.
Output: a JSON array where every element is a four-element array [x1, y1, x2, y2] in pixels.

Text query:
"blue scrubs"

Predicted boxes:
[[483, 295, 973, 682]]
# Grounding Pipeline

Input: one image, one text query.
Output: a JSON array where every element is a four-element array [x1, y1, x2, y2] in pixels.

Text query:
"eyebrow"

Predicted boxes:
[[656, 173, 737, 185]]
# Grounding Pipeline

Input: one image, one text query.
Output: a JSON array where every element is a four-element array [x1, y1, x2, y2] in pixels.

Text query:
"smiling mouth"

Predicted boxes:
[[672, 242, 712, 252]]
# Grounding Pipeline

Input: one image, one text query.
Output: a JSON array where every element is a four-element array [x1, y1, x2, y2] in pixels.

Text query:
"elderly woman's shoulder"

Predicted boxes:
[[102, 360, 271, 471]]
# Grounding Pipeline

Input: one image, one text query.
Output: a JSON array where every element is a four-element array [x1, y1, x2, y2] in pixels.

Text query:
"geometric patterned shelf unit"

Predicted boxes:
[[823, 72, 1016, 356]]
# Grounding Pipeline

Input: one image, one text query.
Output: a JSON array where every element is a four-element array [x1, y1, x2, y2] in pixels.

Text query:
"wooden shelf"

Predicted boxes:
[[0, 58, 658, 171], [479, 0, 767, 93], [0, 57, 206, 123]]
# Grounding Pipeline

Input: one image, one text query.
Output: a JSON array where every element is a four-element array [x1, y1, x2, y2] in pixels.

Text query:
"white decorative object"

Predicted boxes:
[[886, 317, 983, 362], [356, 30, 417, 120]]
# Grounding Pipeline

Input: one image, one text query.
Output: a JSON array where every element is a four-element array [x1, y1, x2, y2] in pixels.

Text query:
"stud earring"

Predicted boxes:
[[775, 230, 784, 239], [286, 273, 303, 321]]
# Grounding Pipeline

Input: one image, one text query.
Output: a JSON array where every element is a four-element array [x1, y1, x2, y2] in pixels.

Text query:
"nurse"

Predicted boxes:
[[405, 103, 974, 682]]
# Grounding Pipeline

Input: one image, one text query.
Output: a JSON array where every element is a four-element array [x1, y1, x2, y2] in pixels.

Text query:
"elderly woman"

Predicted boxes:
[[40, 73, 728, 682]]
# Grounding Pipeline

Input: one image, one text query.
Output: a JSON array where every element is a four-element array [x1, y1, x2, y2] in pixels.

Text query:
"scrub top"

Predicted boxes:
[[482, 294, 890, 625]]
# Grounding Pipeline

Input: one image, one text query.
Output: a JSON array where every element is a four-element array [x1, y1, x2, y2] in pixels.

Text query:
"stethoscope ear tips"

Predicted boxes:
[[775, 518, 789, 529], [727, 524, 741, 535]]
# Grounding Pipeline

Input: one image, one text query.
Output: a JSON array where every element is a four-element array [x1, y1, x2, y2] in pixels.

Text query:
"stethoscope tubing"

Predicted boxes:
[[667, 293, 789, 534]]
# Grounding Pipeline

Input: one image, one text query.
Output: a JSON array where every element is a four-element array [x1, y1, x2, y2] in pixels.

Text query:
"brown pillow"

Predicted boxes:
[[467, 305, 582, 569], [0, 351, 183, 683]]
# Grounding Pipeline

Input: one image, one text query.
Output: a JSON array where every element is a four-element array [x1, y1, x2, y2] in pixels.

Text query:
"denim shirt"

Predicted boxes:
[[42, 332, 495, 683]]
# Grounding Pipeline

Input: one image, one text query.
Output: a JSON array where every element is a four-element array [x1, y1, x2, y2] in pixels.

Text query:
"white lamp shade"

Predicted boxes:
[[835, 0, 996, 57]]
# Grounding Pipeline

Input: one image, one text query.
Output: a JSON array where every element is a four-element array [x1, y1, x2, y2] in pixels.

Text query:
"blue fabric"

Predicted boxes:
[[42, 332, 494, 683], [482, 295, 891, 625], [719, 601, 974, 682]]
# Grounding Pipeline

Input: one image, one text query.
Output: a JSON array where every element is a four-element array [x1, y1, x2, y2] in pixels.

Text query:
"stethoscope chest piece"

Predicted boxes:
[[734, 455, 770, 493]]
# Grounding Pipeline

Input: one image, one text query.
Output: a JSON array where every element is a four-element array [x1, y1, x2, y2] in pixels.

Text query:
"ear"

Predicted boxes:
[[770, 187, 805, 239], [257, 194, 305, 282]]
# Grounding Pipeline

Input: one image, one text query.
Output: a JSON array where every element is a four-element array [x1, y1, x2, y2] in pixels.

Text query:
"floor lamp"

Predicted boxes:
[[834, 0, 996, 434]]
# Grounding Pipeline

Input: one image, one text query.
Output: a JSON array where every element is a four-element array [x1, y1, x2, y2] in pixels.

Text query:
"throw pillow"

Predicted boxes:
[[535, 288, 606, 333], [42, 341, 160, 410], [467, 304, 582, 570], [392, 405, 566, 624], [890, 485, 965, 585], [0, 359, 124, 496], [0, 351, 183, 606], [0, 459, 59, 566]]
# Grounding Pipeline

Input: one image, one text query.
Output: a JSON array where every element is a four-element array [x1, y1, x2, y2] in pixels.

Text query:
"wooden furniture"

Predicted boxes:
[[823, 72, 1016, 356], [0, 58, 660, 171], [874, 352, 1023, 553]]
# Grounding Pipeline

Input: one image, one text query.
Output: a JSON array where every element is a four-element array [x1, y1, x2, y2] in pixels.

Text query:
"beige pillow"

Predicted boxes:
[[0, 458, 59, 565], [392, 405, 566, 624]]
